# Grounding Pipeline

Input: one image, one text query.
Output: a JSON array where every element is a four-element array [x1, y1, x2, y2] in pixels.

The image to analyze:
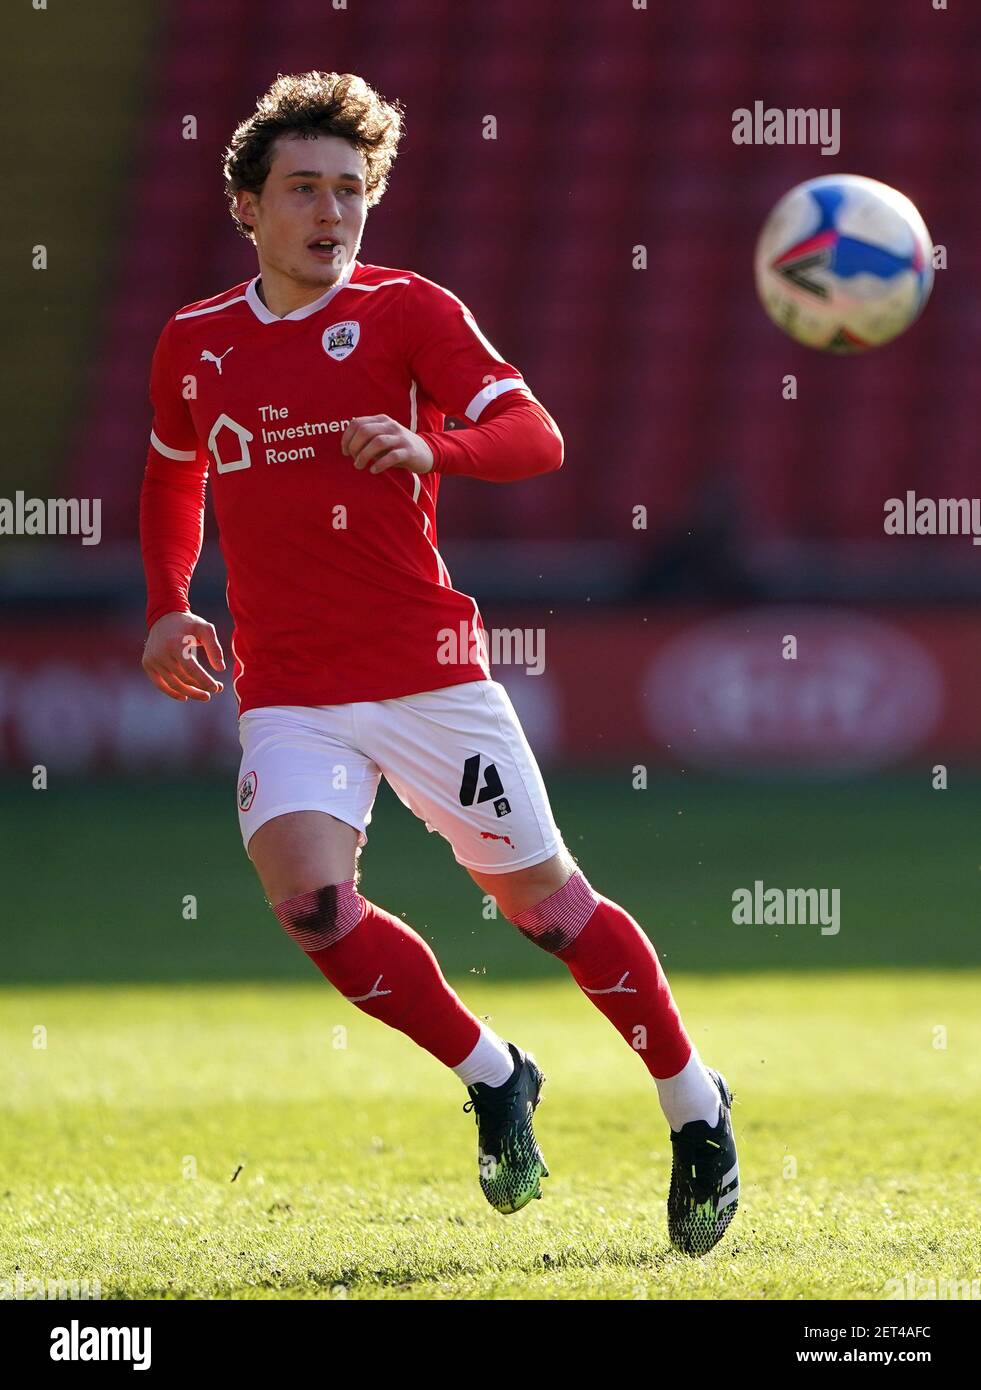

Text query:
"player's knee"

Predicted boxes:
[[272, 879, 365, 953], [507, 867, 599, 953]]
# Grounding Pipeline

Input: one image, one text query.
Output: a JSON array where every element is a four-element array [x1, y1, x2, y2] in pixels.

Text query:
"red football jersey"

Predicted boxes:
[[141, 259, 562, 713]]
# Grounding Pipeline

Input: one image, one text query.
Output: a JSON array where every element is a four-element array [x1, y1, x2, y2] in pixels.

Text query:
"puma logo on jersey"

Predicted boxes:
[[201, 347, 234, 373]]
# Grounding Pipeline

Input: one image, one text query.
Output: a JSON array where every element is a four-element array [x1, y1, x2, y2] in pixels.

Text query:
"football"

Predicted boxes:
[[754, 173, 934, 352]]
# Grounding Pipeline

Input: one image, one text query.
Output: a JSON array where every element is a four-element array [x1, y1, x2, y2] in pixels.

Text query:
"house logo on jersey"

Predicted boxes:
[[208, 413, 254, 474], [322, 320, 360, 361], [238, 770, 258, 813]]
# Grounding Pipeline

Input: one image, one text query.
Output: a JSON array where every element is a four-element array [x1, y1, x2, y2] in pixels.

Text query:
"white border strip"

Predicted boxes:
[[150, 429, 196, 461], [464, 376, 526, 422], [176, 295, 247, 321]]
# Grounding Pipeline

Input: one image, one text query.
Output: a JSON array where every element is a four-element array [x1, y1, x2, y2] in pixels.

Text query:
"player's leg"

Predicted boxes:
[[467, 852, 723, 1133], [249, 808, 360, 902], [493, 860, 740, 1258], [237, 707, 515, 1093], [363, 677, 719, 1128], [366, 678, 737, 1250], [354, 682, 563, 1212]]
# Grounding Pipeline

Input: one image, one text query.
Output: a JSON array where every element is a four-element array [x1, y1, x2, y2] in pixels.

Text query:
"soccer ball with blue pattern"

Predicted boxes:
[[754, 174, 934, 352]]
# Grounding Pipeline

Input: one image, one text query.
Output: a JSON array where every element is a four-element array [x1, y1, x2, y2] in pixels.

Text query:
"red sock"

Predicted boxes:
[[512, 871, 693, 1078], [273, 882, 480, 1069]]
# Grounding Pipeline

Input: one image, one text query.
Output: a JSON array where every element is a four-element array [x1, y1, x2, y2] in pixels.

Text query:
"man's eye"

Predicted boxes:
[[294, 184, 313, 193]]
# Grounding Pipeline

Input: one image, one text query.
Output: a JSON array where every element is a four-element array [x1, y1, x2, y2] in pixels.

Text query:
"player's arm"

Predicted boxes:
[[139, 318, 225, 702], [341, 277, 563, 482]]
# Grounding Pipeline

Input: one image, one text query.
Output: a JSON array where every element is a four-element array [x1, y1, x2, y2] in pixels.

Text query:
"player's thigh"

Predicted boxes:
[[236, 705, 380, 902], [466, 847, 578, 920], [362, 679, 567, 875], [248, 810, 362, 904]]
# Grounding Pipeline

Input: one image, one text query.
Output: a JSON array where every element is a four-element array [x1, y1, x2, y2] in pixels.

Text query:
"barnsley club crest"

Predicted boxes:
[[238, 770, 258, 813], [322, 320, 360, 361]]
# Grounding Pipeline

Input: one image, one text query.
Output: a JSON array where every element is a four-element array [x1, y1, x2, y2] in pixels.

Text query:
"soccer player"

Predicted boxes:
[[139, 71, 738, 1254]]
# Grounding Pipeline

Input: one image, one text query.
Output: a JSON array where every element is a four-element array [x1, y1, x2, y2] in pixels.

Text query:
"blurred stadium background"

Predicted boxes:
[[3, 0, 981, 1302], [4, 1, 981, 950]]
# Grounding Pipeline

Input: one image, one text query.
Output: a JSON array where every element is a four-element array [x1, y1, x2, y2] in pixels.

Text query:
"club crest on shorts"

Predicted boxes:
[[322, 320, 360, 361], [238, 770, 258, 812]]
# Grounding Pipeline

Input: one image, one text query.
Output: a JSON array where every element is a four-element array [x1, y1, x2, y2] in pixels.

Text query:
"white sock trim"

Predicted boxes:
[[654, 1050, 723, 1131], [452, 1023, 515, 1088]]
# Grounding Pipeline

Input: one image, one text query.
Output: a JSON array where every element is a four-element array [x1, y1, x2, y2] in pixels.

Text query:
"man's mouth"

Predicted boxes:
[[308, 238, 343, 260]]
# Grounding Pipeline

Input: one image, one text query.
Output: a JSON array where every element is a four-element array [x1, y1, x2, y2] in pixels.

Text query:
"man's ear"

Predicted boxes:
[[236, 189, 257, 230]]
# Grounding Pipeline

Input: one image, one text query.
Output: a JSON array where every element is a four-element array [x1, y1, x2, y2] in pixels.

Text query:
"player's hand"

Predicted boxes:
[[342, 414, 434, 476], [142, 611, 226, 702]]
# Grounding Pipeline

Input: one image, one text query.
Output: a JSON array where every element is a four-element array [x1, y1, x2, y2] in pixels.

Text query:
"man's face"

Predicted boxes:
[[236, 133, 368, 287]]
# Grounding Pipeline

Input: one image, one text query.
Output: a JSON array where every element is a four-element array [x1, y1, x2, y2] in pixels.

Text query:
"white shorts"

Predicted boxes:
[[235, 679, 565, 873]]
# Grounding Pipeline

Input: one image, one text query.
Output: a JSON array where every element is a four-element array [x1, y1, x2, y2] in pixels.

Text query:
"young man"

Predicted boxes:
[[139, 71, 738, 1254]]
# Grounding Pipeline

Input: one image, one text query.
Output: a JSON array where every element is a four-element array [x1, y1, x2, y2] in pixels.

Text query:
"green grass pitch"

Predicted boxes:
[[2, 775, 979, 1299]]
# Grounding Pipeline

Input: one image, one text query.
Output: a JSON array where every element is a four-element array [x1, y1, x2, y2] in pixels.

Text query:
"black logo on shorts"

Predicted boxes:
[[459, 753, 505, 807], [493, 797, 511, 818]]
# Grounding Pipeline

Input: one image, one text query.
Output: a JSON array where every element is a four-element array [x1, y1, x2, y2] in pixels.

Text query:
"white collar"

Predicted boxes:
[[245, 257, 360, 323]]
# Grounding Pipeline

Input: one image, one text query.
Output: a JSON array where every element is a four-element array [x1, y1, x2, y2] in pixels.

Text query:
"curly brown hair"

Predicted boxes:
[[223, 71, 404, 239]]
